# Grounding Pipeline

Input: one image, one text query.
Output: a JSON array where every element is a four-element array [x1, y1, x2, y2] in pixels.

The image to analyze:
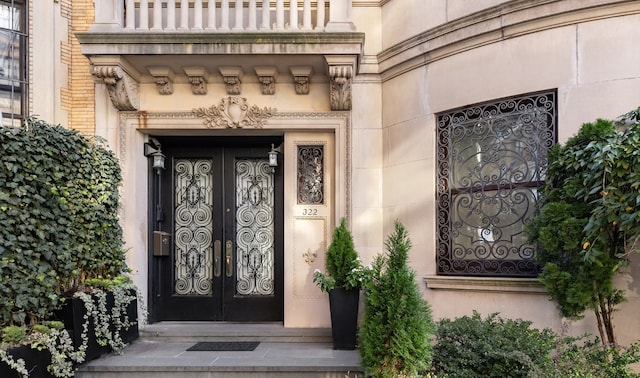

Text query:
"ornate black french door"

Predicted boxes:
[[152, 137, 283, 321]]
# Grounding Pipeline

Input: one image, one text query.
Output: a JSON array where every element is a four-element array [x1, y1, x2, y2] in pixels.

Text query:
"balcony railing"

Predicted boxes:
[[93, 0, 355, 33]]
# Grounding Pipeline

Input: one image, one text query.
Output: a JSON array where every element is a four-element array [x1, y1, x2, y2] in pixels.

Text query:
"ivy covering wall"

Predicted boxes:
[[0, 119, 126, 326]]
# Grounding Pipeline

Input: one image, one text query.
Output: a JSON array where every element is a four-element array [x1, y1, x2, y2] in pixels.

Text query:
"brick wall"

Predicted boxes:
[[64, 0, 95, 135]]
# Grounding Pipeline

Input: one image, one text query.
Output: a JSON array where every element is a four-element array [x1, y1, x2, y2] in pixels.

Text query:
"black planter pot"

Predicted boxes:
[[328, 286, 360, 350], [0, 345, 54, 378], [53, 288, 139, 362], [116, 288, 140, 344], [54, 294, 110, 362]]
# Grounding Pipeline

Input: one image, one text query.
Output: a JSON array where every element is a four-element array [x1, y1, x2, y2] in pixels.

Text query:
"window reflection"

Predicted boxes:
[[0, 1, 24, 126]]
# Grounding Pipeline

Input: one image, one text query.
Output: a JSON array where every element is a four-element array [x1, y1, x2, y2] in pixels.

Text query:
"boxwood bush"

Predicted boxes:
[[431, 311, 557, 377], [431, 311, 640, 377], [0, 118, 126, 326]]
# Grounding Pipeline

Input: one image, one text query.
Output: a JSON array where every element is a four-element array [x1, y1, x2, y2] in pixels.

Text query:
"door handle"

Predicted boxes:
[[214, 240, 221, 277], [225, 240, 233, 278]]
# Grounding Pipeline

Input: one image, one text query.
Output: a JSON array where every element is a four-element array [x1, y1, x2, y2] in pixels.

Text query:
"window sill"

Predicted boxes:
[[424, 275, 546, 294]]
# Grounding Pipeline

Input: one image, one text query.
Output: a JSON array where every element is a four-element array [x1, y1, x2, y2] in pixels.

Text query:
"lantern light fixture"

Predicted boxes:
[[144, 138, 165, 171], [268, 143, 281, 172]]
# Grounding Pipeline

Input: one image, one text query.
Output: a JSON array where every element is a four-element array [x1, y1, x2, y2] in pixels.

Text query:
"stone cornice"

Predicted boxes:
[[76, 32, 365, 56], [378, 0, 640, 81]]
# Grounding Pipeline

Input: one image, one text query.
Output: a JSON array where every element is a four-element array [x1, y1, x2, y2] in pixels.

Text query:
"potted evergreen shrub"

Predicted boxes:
[[313, 218, 369, 350]]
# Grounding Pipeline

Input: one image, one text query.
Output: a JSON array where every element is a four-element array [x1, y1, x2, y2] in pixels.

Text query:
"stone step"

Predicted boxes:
[[74, 322, 363, 378], [138, 322, 334, 343]]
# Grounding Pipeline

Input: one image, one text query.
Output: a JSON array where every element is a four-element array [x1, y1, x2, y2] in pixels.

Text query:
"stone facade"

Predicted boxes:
[[24, 0, 640, 345]]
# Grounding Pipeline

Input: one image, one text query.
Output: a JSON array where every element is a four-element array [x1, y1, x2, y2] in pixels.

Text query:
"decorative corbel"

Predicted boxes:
[[289, 66, 312, 95], [219, 67, 243, 95], [183, 67, 209, 95], [92, 65, 139, 111], [328, 65, 352, 111], [255, 66, 278, 95], [147, 67, 174, 95]]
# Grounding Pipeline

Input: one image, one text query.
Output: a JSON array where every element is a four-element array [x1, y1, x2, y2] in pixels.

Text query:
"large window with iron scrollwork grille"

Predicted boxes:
[[0, 0, 26, 126], [436, 90, 556, 277]]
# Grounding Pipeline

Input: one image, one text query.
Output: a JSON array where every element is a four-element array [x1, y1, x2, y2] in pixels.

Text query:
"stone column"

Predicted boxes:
[[325, 0, 355, 32], [90, 0, 124, 32]]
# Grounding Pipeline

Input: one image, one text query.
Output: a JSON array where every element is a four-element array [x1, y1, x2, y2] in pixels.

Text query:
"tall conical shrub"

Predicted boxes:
[[325, 217, 359, 289], [360, 220, 435, 377]]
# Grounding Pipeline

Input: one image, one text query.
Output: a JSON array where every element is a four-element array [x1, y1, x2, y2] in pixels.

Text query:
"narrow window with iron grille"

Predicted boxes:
[[0, 0, 26, 127], [436, 90, 557, 277]]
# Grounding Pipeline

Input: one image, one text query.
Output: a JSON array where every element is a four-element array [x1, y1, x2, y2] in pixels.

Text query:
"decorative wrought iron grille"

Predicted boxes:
[[436, 90, 557, 277], [174, 159, 214, 295], [235, 159, 274, 296], [297, 145, 324, 204]]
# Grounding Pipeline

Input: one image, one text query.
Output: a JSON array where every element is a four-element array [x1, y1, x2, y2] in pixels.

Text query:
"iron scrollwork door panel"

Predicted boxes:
[[234, 159, 275, 296], [223, 146, 283, 321], [173, 159, 214, 296]]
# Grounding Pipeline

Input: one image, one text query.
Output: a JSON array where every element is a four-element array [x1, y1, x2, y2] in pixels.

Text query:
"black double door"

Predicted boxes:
[[153, 137, 283, 321]]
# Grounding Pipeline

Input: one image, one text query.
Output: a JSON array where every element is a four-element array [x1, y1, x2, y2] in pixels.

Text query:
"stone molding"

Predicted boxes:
[[192, 96, 276, 128], [119, 108, 353, 229], [92, 65, 139, 111], [377, 0, 640, 80], [424, 275, 545, 294]]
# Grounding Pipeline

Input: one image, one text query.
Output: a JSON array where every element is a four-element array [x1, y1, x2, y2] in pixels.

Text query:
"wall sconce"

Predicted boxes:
[[269, 143, 280, 168], [152, 152, 166, 170], [268, 144, 281, 171], [144, 138, 165, 171], [144, 137, 166, 230]]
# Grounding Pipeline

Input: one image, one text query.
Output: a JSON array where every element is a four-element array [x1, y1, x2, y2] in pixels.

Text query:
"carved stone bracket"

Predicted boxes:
[[290, 66, 312, 95], [92, 65, 139, 111], [255, 66, 277, 95], [183, 67, 208, 95], [147, 67, 174, 95], [192, 96, 277, 128], [328, 65, 352, 111], [219, 66, 243, 95]]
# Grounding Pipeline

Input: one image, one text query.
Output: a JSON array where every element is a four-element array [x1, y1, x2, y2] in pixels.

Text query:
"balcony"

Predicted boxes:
[[91, 0, 356, 33], [77, 0, 364, 111]]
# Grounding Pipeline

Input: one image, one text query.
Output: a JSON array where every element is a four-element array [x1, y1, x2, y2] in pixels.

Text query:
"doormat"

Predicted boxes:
[[186, 341, 260, 352]]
